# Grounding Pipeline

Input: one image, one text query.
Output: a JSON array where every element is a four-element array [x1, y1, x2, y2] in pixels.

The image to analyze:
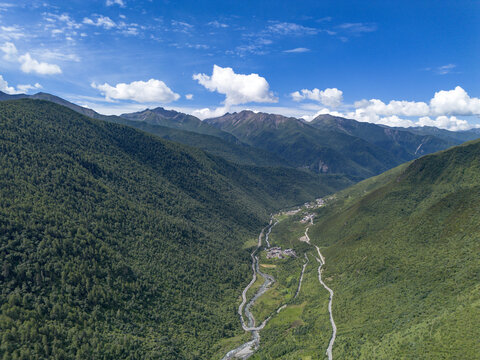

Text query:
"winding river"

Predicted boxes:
[[223, 209, 337, 359]]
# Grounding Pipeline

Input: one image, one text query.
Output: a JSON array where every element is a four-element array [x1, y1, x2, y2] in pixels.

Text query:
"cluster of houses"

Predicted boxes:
[[316, 198, 325, 206], [266, 247, 297, 259], [300, 213, 315, 224], [304, 198, 326, 209]]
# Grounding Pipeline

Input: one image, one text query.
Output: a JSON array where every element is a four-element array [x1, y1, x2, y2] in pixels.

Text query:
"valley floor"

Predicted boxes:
[[218, 200, 337, 360]]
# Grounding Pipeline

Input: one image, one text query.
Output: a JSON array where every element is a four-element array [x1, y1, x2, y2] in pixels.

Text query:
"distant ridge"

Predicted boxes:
[[2, 91, 479, 179], [308, 113, 457, 159], [205, 110, 472, 180], [121, 107, 238, 142]]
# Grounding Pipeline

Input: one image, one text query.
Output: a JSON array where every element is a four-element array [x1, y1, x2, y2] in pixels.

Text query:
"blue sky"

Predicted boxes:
[[0, 0, 479, 129]]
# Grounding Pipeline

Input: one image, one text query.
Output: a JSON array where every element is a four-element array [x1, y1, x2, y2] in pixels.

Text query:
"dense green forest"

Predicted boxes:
[[247, 140, 480, 359], [0, 99, 349, 360]]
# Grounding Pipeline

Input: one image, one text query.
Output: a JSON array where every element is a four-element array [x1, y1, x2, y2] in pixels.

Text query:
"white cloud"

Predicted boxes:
[[284, 47, 310, 53], [0, 74, 41, 94], [0, 74, 20, 94], [291, 87, 343, 108], [430, 86, 480, 116], [208, 20, 228, 28], [34, 49, 80, 62], [83, 16, 116, 29], [171, 20, 193, 33], [0, 41, 17, 60], [352, 98, 430, 117], [17, 82, 42, 93], [267, 22, 319, 36], [106, 0, 125, 7], [343, 86, 480, 130], [337, 22, 377, 34], [18, 53, 62, 75], [436, 64, 456, 75], [192, 106, 228, 119], [185, 94, 194, 100], [0, 25, 25, 40], [1, 42, 62, 75], [301, 108, 345, 121], [417, 116, 473, 131], [43, 13, 82, 30], [193, 65, 277, 107], [91, 79, 180, 103]]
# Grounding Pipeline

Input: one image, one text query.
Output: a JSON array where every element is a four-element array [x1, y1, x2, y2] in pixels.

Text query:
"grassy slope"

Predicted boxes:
[[309, 140, 480, 359], [246, 140, 479, 359], [0, 99, 349, 360]]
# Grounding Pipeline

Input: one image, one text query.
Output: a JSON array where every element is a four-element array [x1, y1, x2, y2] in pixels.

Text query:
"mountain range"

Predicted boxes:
[[0, 92, 478, 359], [1, 90, 478, 181]]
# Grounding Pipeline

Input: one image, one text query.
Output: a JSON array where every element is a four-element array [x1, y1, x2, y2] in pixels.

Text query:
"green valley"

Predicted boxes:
[[232, 139, 480, 359], [0, 99, 347, 360]]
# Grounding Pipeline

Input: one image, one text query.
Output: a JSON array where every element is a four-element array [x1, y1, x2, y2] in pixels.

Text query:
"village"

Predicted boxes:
[[265, 246, 297, 259]]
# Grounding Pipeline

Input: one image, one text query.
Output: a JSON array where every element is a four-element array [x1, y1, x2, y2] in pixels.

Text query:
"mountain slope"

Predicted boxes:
[[0, 99, 350, 360], [121, 107, 237, 142], [109, 117, 288, 167], [206, 111, 404, 180], [248, 140, 479, 359], [0, 90, 117, 121], [309, 114, 458, 160], [0, 91, 289, 167], [264, 140, 480, 358], [396, 125, 480, 144]]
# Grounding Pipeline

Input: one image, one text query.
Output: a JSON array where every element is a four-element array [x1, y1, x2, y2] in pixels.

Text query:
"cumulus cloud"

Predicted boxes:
[[291, 87, 343, 108], [417, 116, 472, 131], [18, 53, 62, 75], [83, 16, 116, 29], [342, 86, 480, 130], [352, 99, 430, 117], [430, 86, 480, 116], [91, 79, 180, 103], [106, 0, 125, 6], [185, 94, 193, 100], [301, 108, 345, 122], [0, 74, 41, 94], [192, 106, 228, 119], [193, 65, 277, 107], [296, 86, 479, 130], [1, 42, 62, 75], [0, 74, 20, 94]]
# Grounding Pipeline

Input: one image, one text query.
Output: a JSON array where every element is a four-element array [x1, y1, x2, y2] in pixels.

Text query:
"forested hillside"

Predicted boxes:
[[309, 140, 480, 358], [0, 99, 348, 360]]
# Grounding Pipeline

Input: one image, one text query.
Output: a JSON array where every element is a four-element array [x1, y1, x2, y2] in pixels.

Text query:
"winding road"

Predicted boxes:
[[294, 253, 309, 299], [305, 225, 337, 360]]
